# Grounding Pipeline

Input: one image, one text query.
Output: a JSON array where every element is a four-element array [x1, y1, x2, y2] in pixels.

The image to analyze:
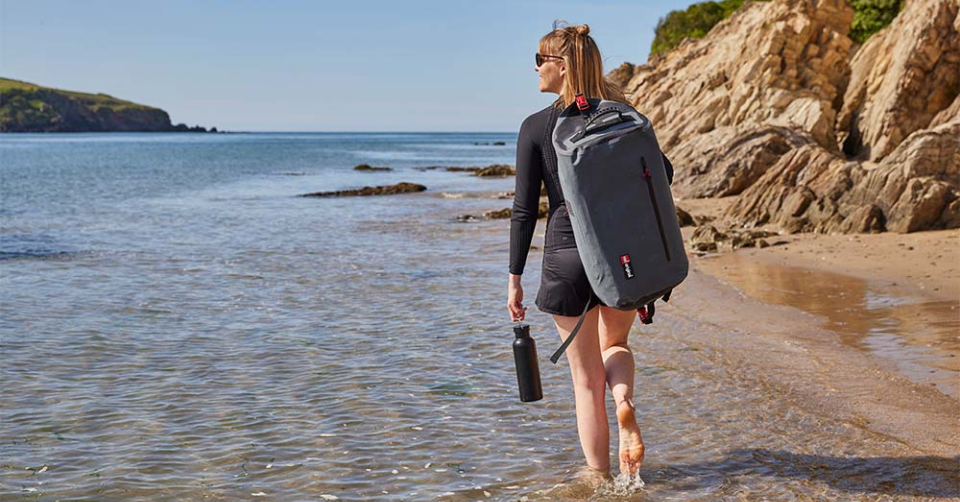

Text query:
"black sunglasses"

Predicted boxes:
[[535, 53, 563, 67]]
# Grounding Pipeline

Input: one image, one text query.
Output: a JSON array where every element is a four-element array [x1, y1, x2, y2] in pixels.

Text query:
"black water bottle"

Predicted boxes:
[[513, 323, 543, 402]]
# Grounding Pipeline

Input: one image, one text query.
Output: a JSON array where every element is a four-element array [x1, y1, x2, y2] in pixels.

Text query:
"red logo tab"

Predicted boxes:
[[620, 254, 635, 279], [575, 93, 589, 113]]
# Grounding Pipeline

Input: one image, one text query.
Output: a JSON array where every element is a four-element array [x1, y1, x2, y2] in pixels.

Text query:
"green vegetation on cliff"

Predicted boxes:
[[651, 0, 902, 56], [0, 77, 214, 133], [849, 0, 903, 43], [651, 0, 768, 56]]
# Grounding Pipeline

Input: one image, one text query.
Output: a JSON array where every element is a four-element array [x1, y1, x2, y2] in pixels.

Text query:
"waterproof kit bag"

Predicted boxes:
[[549, 95, 689, 364]]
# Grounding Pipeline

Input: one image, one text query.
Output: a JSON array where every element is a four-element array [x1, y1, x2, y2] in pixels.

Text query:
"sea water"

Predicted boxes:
[[1, 132, 957, 501]]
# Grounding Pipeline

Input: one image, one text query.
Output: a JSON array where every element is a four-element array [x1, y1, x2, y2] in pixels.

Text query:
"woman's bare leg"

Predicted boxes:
[[598, 306, 645, 475], [553, 305, 609, 473]]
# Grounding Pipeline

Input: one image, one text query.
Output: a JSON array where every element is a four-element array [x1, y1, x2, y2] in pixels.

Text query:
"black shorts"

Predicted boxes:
[[534, 206, 605, 317]]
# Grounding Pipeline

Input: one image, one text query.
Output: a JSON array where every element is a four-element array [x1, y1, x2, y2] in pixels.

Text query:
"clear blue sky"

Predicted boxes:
[[1, 0, 694, 132]]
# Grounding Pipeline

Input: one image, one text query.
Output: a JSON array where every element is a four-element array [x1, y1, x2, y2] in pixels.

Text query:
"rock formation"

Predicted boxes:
[[458, 202, 549, 223], [836, 0, 960, 161], [619, 0, 959, 234], [414, 164, 517, 176], [300, 182, 427, 197], [474, 164, 516, 177]]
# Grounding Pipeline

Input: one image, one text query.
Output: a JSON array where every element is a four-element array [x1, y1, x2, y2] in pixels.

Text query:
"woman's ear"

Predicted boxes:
[[559, 64, 566, 78]]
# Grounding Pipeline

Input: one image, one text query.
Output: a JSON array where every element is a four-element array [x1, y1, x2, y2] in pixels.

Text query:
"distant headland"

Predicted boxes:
[[0, 77, 217, 133]]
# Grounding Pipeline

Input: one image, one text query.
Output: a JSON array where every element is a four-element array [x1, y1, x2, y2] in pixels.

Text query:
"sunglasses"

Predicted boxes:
[[535, 53, 563, 67]]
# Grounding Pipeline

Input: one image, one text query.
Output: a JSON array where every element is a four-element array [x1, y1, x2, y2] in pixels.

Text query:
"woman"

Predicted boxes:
[[507, 22, 672, 477]]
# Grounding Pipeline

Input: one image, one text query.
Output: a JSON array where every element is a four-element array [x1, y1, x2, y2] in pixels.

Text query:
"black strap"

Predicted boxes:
[[549, 296, 593, 364]]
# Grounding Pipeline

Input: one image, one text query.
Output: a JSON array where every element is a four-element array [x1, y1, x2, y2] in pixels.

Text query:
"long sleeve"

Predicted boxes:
[[509, 115, 544, 275]]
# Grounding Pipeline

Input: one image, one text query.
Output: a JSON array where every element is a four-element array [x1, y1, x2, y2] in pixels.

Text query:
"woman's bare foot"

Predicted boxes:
[[616, 398, 644, 475]]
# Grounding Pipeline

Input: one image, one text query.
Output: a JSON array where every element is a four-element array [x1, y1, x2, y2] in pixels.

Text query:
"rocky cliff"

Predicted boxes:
[[616, 0, 959, 234], [0, 78, 215, 133]]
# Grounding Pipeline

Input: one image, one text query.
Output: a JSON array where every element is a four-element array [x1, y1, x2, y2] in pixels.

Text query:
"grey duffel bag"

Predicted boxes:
[[549, 96, 689, 364]]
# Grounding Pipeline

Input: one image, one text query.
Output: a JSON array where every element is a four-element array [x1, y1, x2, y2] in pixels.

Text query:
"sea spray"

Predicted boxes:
[[600, 471, 646, 496]]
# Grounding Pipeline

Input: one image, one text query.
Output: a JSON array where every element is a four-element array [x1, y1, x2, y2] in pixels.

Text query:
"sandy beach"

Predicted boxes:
[[679, 196, 960, 302], [667, 197, 960, 460]]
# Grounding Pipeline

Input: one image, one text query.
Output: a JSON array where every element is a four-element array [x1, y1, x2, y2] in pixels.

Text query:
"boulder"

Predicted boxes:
[[689, 225, 726, 252]]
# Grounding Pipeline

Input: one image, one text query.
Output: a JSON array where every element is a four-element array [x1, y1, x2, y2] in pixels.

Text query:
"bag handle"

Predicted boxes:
[[570, 108, 626, 143]]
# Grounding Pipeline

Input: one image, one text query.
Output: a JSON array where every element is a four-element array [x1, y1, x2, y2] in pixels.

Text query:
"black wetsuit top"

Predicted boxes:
[[509, 103, 674, 275]]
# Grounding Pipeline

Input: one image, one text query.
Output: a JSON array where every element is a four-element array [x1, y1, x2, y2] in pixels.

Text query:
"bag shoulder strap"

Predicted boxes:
[[549, 289, 674, 364], [549, 297, 592, 364]]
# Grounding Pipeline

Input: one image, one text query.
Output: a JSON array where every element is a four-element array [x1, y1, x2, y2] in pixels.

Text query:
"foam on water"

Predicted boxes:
[[597, 471, 646, 497]]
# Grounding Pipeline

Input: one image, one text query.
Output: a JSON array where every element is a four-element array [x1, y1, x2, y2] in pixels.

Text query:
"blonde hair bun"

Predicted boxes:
[[575, 24, 590, 36]]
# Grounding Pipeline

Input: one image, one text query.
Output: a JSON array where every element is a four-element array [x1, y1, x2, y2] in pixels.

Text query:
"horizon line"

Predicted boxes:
[[0, 130, 517, 135]]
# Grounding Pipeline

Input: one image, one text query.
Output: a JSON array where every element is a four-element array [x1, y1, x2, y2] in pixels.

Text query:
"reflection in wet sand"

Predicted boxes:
[[696, 253, 960, 399]]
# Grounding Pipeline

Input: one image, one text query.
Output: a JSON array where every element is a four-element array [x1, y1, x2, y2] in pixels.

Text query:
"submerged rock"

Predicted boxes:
[[301, 182, 426, 197], [353, 164, 392, 171], [484, 208, 512, 219], [474, 164, 516, 177], [414, 164, 517, 176], [456, 202, 549, 223]]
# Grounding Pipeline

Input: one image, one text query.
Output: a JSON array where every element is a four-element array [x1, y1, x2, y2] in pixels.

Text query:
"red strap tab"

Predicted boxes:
[[575, 93, 589, 113]]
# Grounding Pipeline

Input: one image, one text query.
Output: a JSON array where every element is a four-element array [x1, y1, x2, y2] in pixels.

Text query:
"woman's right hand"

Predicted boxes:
[[508, 274, 527, 322]]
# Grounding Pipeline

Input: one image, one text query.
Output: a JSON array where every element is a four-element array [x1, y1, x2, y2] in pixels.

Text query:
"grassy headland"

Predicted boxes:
[[0, 77, 215, 133]]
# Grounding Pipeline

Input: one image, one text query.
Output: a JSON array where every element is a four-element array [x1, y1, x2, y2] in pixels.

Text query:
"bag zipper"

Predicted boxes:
[[641, 157, 672, 261]]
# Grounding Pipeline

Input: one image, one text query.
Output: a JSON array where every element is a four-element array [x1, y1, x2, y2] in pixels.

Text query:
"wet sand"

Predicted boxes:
[[678, 225, 960, 458]]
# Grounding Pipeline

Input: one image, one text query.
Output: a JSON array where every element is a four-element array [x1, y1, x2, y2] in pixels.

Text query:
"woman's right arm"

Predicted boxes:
[[507, 114, 544, 322]]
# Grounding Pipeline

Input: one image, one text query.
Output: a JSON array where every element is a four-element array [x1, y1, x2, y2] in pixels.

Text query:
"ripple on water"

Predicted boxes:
[[3, 134, 958, 501]]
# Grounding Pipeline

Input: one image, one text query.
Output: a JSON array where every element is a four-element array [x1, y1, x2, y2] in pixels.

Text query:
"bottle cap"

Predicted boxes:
[[513, 323, 530, 338]]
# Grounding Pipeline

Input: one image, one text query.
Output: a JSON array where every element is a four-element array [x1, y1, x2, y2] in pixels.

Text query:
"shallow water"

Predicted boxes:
[[2, 133, 958, 501]]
